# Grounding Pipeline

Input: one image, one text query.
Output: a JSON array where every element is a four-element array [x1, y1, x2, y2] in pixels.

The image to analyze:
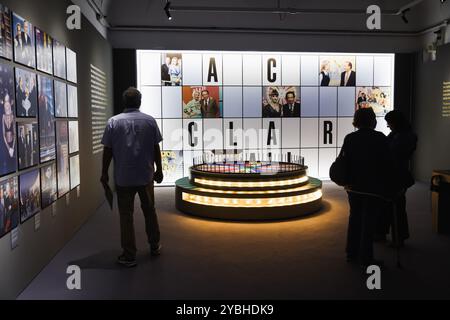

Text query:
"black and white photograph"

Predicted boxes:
[[19, 169, 40, 223], [17, 122, 38, 170], [0, 62, 16, 176], [66, 48, 77, 83], [56, 121, 69, 197], [0, 5, 12, 60], [0, 176, 18, 239], [15, 68, 37, 117], [67, 84, 78, 118], [40, 162, 57, 209], [38, 75, 56, 162], [69, 154, 80, 189], [35, 27, 53, 74], [12, 13, 35, 68], [68, 121, 79, 154], [53, 39, 66, 79], [54, 80, 67, 118]]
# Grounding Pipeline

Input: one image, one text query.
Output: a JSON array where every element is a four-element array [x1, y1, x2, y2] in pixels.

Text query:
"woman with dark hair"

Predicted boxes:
[[377, 110, 417, 247]]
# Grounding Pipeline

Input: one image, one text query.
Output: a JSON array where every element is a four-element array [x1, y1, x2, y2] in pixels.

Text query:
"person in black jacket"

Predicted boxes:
[[340, 108, 393, 266], [376, 110, 417, 246]]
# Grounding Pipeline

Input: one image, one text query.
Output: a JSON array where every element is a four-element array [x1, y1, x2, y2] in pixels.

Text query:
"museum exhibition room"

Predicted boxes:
[[0, 0, 449, 305]]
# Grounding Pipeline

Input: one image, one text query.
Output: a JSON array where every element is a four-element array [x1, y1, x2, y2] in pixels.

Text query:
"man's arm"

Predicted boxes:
[[100, 147, 113, 184], [153, 144, 164, 184]]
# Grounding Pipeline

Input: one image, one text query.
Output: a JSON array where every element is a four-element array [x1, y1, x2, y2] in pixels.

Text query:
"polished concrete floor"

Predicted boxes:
[[18, 182, 450, 300]]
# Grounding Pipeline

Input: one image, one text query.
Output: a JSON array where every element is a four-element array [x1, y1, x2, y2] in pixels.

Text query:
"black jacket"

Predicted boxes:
[[387, 129, 417, 189]]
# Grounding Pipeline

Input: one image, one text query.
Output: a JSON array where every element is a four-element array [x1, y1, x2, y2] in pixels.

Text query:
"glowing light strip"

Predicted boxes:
[[195, 185, 317, 195], [194, 175, 308, 188], [182, 190, 322, 208]]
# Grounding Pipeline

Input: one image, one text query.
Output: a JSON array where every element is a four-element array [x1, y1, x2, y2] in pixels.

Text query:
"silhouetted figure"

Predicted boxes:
[[377, 110, 417, 246], [339, 108, 392, 266]]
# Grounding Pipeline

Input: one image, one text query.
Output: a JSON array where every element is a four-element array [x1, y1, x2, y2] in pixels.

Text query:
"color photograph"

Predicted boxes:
[[0, 177, 18, 239], [161, 53, 182, 86], [54, 80, 67, 118], [183, 86, 222, 118], [15, 68, 37, 117], [0, 62, 16, 176], [262, 86, 300, 118], [40, 162, 57, 209], [161, 150, 183, 186], [19, 169, 40, 223], [67, 84, 78, 118], [12, 13, 35, 68], [17, 122, 38, 170], [68, 121, 79, 154], [38, 75, 56, 162], [356, 87, 392, 116], [319, 56, 356, 86], [53, 39, 66, 79], [69, 154, 80, 189], [56, 121, 70, 197], [0, 5, 12, 60], [35, 27, 53, 74]]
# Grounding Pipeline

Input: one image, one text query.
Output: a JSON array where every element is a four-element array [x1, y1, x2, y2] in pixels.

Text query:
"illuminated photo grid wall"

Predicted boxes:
[[136, 50, 395, 186]]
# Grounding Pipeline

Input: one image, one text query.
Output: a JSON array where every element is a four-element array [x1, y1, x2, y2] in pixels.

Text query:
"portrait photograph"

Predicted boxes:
[[12, 13, 35, 68], [17, 122, 38, 170], [19, 169, 40, 223], [356, 87, 392, 116], [0, 5, 12, 60], [262, 86, 300, 118], [67, 84, 78, 118], [54, 80, 67, 118], [161, 53, 182, 86], [69, 154, 80, 190], [53, 39, 66, 79], [183, 86, 222, 118], [0, 62, 16, 176], [38, 75, 56, 163], [56, 120, 70, 197], [161, 150, 183, 186], [0, 177, 19, 239], [15, 68, 37, 117], [35, 27, 53, 74], [68, 121, 79, 154], [40, 162, 57, 209], [319, 56, 356, 87]]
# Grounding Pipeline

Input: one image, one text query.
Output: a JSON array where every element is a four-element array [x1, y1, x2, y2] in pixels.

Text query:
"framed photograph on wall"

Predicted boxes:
[[0, 62, 17, 176], [17, 122, 38, 170], [35, 27, 53, 74], [161, 53, 182, 86], [262, 86, 300, 118], [356, 87, 392, 116], [38, 75, 56, 162], [68, 121, 79, 154], [67, 84, 78, 118], [56, 121, 70, 197], [15, 68, 37, 117], [69, 154, 80, 189], [19, 169, 40, 223], [0, 176, 19, 238], [319, 56, 356, 87], [54, 80, 67, 118], [40, 162, 57, 209], [12, 12, 35, 68], [0, 5, 12, 60], [66, 48, 77, 83], [53, 39, 66, 79]]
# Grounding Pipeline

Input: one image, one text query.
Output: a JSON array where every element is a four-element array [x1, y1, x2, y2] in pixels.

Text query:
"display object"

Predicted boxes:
[[0, 5, 12, 60], [161, 150, 183, 185], [67, 84, 78, 118], [38, 75, 56, 162], [161, 53, 182, 86], [68, 121, 79, 154], [15, 68, 37, 117], [0, 176, 18, 238], [19, 169, 40, 223], [66, 48, 77, 83], [12, 13, 35, 68], [69, 154, 80, 189], [53, 39, 66, 79], [0, 62, 16, 176], [56, 121, 69, 197], [17, 122, 38, 170], [54, 80, 67, 118], [175, 152, 322, 220], [40, 162, 57, 208], [35, 27, 53, 74]]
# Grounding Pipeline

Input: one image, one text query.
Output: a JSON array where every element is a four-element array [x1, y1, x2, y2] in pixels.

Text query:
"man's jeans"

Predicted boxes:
[[116, 184, 160, 259]]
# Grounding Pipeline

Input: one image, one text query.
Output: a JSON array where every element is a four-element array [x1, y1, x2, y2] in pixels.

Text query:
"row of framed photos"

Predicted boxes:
[[0, 4, 77, 82]]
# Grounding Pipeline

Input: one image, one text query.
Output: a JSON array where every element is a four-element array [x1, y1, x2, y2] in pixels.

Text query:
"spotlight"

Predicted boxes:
[[164, 1, 172, 21], [441, 0, 447, 4], [401, 8, 410, 24]]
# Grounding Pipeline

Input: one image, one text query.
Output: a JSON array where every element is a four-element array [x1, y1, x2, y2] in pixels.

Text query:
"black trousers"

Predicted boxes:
[[116, 184, 161, 259], [376, 191, 410, 241], [346, 193, 381, 263]]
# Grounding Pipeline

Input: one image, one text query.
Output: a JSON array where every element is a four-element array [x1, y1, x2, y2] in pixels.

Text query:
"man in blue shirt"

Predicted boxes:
[[101, 87, 163, 267]]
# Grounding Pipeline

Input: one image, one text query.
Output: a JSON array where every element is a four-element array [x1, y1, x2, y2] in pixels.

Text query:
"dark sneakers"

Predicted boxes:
[[151, 243, 162, 256], [117, 254, 137, 268]]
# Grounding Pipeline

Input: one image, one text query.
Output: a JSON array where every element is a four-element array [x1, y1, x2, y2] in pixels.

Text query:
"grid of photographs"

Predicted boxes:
[[0, 8, 79, 236], [137, 51, 395, 184]]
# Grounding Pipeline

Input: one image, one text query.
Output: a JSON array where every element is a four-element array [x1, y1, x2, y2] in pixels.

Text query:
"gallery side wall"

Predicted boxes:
[[0, 0, 114, 299], [413, 44, 450, 182]]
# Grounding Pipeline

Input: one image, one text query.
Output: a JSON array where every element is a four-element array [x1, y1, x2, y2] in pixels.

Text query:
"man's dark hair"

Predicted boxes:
[[202, 90, 209, 95], [123, 87, 142, 109], [353, 108, 376, 129], [346, 61, 353, 69], [385, 110, 410, 132], [285, 92, 295, 99]]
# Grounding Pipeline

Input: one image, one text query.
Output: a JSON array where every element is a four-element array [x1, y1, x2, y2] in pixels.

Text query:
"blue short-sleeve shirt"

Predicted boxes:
[[101, 109, 162, 187]]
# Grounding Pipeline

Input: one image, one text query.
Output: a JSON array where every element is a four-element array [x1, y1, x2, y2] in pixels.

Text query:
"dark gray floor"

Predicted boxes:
[[18, 182, 450, 300]]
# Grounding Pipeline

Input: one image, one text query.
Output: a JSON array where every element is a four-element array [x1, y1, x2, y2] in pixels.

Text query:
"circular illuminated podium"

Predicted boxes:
[[175, 157, 323, 221]]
